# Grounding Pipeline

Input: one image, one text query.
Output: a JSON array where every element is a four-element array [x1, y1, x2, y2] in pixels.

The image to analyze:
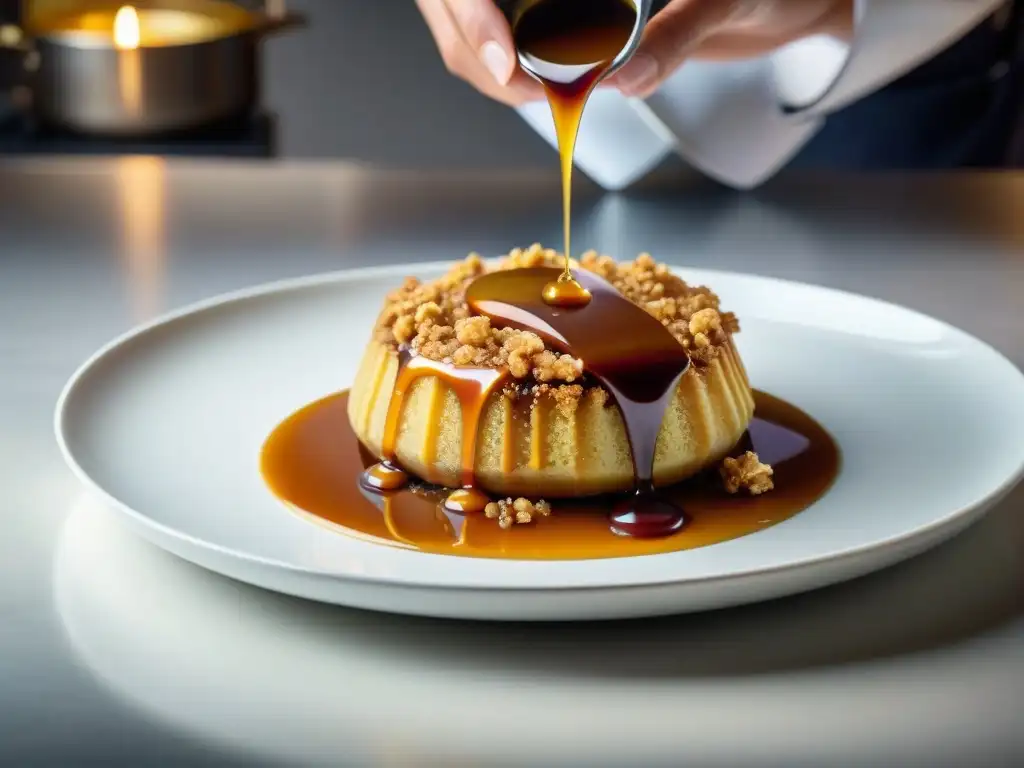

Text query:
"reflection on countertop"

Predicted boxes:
[[55, 494, 1024, 767]]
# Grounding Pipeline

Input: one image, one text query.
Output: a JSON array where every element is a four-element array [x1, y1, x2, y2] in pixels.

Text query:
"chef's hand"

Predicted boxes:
[[414, 0, 853, 105], [414, 0, 544, 106], [606, 0, 854, 97]]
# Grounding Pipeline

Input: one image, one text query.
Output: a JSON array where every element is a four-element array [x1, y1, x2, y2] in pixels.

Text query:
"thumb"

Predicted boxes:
[[443, 0, 519, 86], [608, 0, 741, 96]]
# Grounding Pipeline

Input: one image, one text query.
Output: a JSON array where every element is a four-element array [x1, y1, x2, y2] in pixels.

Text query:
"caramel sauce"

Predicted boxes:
[[466, 266, 690, 502], [609, 498, 686, 539], [542, 276, 592, 308], [359, 460, 409, 492], [443, 487, 492, 515], [514, 0, 637, 307], [261, 390, 840, 560], [379, 350, 508, 489]]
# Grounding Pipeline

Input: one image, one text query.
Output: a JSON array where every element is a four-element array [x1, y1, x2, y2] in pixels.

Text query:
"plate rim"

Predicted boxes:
[[54, 263, 1024, 593]]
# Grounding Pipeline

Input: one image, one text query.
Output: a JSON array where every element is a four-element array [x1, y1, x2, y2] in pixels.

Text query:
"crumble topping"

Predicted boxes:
[[721, 451, 775, 495], [373, 245, 740, 391], [484, 497, 553, 529]]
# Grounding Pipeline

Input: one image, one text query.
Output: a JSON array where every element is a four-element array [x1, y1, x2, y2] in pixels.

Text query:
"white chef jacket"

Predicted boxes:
[[517, 0, 1007, 190]]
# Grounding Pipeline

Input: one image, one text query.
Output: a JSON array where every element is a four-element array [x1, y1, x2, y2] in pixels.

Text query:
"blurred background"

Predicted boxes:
[[0, 0, 559, 167]]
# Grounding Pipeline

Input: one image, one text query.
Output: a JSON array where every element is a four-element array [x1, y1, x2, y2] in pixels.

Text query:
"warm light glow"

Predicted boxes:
[[117, 156, 167, 321], [114, 5, 140, 50]]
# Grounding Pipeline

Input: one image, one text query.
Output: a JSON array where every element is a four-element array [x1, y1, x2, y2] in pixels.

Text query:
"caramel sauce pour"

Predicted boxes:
[[513, 0, 638, 308]]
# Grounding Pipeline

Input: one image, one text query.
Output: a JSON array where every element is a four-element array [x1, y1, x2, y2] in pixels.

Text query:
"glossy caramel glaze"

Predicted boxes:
[[467, 266, 690, 493], [443, 487, 492, 515], [262, 390, 840, 561], [542, 275, 592, 308], [359, 460, 409, 492], [514, 0, 636, 304], [380, 350, 507, 489]]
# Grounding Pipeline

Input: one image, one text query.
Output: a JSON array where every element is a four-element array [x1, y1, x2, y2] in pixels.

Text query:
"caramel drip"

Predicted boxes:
[[378, 350, 508, 491], [513, 0, 635, 306], [443, 488, 492, 515], [360, 461, 408, 492], [466, 266, 690, 492]]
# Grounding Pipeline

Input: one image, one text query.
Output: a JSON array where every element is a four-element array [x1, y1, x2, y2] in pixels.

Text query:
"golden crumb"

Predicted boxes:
[[484, 496, 553, 528], [373, 244, 740, 382], [455, 316, 491, 346], [391, 314, 416, 345], [414, 301, 443, 325], [531, 350, 583, 383], [721, 451, 775, 495], [689, 308, 721, 337], [498, 243, 564, 270]]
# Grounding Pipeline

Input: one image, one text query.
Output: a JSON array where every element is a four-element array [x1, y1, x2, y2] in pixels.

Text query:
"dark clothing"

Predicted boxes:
[[791, 1, 1024, 169]]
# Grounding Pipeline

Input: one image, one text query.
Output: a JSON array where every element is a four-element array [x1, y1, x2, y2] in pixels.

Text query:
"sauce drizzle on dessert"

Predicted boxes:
[[467, 266, 691, 535], [364, 349, 508, 512], [261, 390, 841, 560], [359, 460, 409, 492], [443, 487, 493, 515], [513, 0, 637, 307]]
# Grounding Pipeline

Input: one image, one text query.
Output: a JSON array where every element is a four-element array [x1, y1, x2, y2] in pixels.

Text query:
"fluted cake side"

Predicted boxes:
[[348, 338, 754, 497]]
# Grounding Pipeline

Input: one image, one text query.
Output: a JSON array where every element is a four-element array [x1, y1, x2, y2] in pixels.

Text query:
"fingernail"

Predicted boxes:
[[480, 41, 512, 85], [614, 54, 658, 95]]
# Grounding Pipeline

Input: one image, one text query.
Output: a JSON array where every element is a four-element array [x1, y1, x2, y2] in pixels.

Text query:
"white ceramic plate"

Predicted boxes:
[[55, 264, 1024, 621]]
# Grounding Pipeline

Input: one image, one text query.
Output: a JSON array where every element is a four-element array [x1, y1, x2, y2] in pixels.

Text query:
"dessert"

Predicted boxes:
[[261, 0, 842, 558], [348, 245, 755, 502], [261, 0, 843, 556]]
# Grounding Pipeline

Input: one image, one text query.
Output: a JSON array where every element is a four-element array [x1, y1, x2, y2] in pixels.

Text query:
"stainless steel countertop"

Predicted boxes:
[[2, 158, 1023, 767]]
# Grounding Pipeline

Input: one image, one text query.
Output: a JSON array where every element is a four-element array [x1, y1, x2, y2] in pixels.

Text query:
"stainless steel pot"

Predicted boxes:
[[2, 0, 302, 136]]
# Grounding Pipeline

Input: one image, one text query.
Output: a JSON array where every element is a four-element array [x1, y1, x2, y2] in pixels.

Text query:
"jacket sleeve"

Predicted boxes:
[[771, 0, 1007, 114]]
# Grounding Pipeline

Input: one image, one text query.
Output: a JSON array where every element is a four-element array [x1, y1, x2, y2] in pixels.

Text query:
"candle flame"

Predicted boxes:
[[114, 6, 140, 50]]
